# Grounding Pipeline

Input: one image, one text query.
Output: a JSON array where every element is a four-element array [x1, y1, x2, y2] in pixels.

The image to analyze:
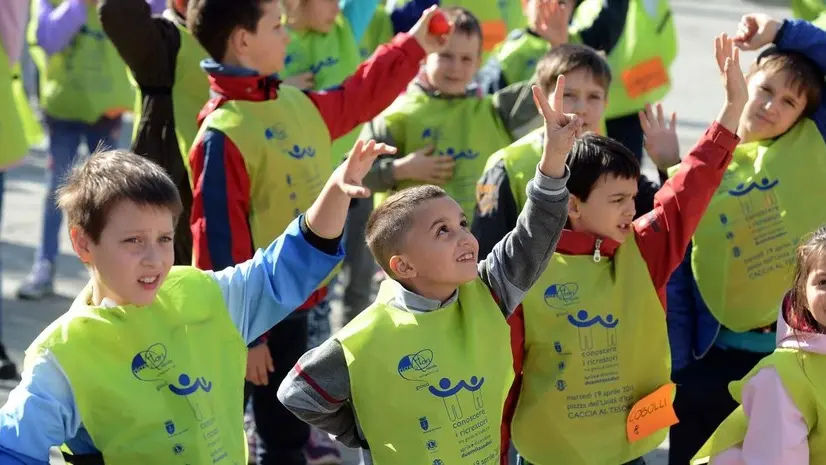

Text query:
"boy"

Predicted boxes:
[[472, 44, 680, 257], [17, 0, 146, 300], [99, 0, 210, 266], [0, 138, 391, 463], [361, 7, 520, 222], [478, 0, 628, 94], [185, 1, 447, 463], [474, 36, 745, 465], [278, 80, 582, 464], [661, 16, 826, 464]]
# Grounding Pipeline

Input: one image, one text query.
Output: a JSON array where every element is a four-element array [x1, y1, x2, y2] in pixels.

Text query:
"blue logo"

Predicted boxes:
[[554, 341, 563, 353], [568, 310, 619, 350], [264, 125, 287, 141], [544, 282, 580, 308], [132, 343, 172, 383], [420, 128, 479, 160], [419, 416, 429, 431], [165, 420, 175, 435], [310, 56, 340, 75], [728, 177, 779, 197], [287, 144, 316, 159], [398, 350, 437, 381], [173, 444, 185, 455], [428, 376, 485, 398], [433, 460, 444, 465], [426, 439, 438, 451], [168, 374, 213, 396], [556, 380, 566, 391], [567, 309, 618, 329]]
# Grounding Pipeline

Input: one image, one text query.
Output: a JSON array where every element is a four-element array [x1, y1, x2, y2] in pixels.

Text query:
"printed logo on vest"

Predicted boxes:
[[567, 309, 619, 351], [398, 349, 439, 383], [727, 177, 781, 219], [264, 125, 287, 141], [132, 343, 174, 389], [310, 57, 340, 75], [428, 376, 486, 421], [169, 373, 214, 421], [544, 282, 580, 309], [287, 144, 317, 159], [421, 128, 480, 161]]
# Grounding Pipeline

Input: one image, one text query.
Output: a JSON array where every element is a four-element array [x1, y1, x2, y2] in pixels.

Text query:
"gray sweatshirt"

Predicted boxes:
[[277, 165, 570, 464]]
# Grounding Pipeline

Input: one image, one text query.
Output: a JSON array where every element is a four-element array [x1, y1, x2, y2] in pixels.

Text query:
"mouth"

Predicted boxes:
[[755, 113, 774, 125], [616, 223, 632, 235], [456, 251, 476, 263], [138, 275, 161, 291]]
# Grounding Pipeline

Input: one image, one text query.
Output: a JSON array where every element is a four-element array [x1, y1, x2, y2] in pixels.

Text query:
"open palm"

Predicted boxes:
[[338, 140, 397, 198]]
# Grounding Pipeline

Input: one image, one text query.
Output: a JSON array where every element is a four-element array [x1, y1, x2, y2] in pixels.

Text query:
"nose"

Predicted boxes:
[[141, 243, 163, 267]]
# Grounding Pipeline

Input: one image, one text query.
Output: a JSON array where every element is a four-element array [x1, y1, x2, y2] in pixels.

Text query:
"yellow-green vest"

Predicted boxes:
[[512, 239, 671, 464], [28, 0, 134, 123], [689, 119, 826, 332], [0, 43, 43, 167], [337, 278, 514, 464], [693, 348, 826, 464], [26, 267, 247, 464]]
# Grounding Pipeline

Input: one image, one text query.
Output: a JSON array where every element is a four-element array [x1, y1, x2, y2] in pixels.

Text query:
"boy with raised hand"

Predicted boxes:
[[186, 1, 448, 463], [477, 35, 745, 465], [472, 44, 681, 258], [278, 80, 581, 465], [0, 139, 392, 464]]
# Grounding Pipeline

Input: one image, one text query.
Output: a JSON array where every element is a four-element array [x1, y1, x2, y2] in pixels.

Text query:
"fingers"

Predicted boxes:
[[552, 75, 565, 112], [656, 103, 666, 127], [340, 184, 371, 198], [256, 361, 269, 386], [265, 347, 274, 373], [532, 85, 554, 121], [669, 111, 677, 130]]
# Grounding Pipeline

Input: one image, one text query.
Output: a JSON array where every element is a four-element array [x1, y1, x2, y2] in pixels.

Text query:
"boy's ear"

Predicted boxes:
[[567, 195, 582, 219], [389, 255, 417, 280], [69, 227, 93, 265]]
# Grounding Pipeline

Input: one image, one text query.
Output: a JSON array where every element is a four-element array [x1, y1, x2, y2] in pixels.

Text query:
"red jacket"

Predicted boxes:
[[188, 34, 425, 315], [499, 122, 740, 462]]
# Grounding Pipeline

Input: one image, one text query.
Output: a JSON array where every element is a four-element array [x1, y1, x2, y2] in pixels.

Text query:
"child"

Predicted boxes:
[[478, 0, 627, 94], [474, 35, 745, 465], [660, 15, 826, 465], [692, 225, 826, 465], [472, 43, 681, 258], [0, 139, 393, 462], [99, 0, 210, 266], [17, 0, 146, 300], [278, 80, 582, 464], [361, 7, 521, 222], [186, 1, 447, 462]]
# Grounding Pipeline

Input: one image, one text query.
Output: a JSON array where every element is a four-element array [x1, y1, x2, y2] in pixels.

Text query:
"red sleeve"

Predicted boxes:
[[501, 307, 525, 465], [632, 122, 740, 304], [306, 33, 426, 141], [189, 128, 254, 271]]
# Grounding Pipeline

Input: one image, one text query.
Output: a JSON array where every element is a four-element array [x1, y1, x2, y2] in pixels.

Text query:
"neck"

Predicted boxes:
[[399, 278, 457, 303], [221, 53, 257, 74]]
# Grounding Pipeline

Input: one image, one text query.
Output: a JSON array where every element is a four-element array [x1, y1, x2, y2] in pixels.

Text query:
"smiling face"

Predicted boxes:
[[389, 196, 479, 300], [425, 31, 482, 96]]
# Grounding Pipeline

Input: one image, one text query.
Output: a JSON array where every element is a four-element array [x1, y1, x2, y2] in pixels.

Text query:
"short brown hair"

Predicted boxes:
[[187, 0, 270, 61], [535, 44, 612, 96], [57, 150, 183, 243], [443, 7, 483, 49], [365, 185, 448, 277], [749, 47, 824, 118]]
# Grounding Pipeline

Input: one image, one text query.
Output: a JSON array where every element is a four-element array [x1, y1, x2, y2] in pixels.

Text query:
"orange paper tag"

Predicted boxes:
[[626, 383, 679, 442], [481, 20, 507, 52], [620, 57, 669, 99]]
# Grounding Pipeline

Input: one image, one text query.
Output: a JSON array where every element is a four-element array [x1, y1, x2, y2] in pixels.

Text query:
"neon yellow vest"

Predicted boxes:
[[25, 267, 247, 464], [28, 0, 134, 123], [0, 44, 43, 167], [374, 90, 513, 220], [283, 15, 361, 166], [693, 348, 826, 465], [492, 30, 551, 87], [690, 119, 826, 332], [793, 0, 826, 21], [194, 86, 333, 254], [573, 0, 677, 119], [512, 239, 671, 465], [336, 278, 514, 464], [359, 7, 394, 59]]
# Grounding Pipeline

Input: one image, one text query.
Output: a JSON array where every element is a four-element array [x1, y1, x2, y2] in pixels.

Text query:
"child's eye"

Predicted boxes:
[[460, 219, 469, 228], [437, 225, 449, 235], [759, 85, 773, 95], [159, 235, 173, 243], [123, 237, 141, 244], [818, 279, 826, 286], [783, 98, 797, 108]]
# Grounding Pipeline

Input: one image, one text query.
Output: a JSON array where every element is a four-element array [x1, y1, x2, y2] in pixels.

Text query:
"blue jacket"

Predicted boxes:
[[667, 19, 826, 372]]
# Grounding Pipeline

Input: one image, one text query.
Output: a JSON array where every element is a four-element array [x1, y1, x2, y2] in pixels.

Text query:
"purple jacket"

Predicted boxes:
[[35, 0, 164, 55]]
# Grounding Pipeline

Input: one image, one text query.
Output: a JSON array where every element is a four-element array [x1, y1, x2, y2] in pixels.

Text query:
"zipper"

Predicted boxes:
[[593, 238, 603, 263]]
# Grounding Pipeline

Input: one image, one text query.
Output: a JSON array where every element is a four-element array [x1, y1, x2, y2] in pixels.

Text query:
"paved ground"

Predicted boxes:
[[0, 0, 792, 462]]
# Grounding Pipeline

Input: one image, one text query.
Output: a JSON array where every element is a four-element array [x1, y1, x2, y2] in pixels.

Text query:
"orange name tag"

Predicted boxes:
[[481, 20, 507, 52], [626, 383, 679, 443], [620, 57, 669, 99]]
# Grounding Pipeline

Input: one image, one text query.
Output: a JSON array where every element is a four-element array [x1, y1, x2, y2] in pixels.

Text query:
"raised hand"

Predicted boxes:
[[715, 33, 748, 109], [535, 0, 570, 47], [733, 14, 782, 51], [639, 103, 681, 170], [410, 6, 453, 55], [532, 76, 583, 178], [338, 140, 397, 198], [393, 145, 455, 184]]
